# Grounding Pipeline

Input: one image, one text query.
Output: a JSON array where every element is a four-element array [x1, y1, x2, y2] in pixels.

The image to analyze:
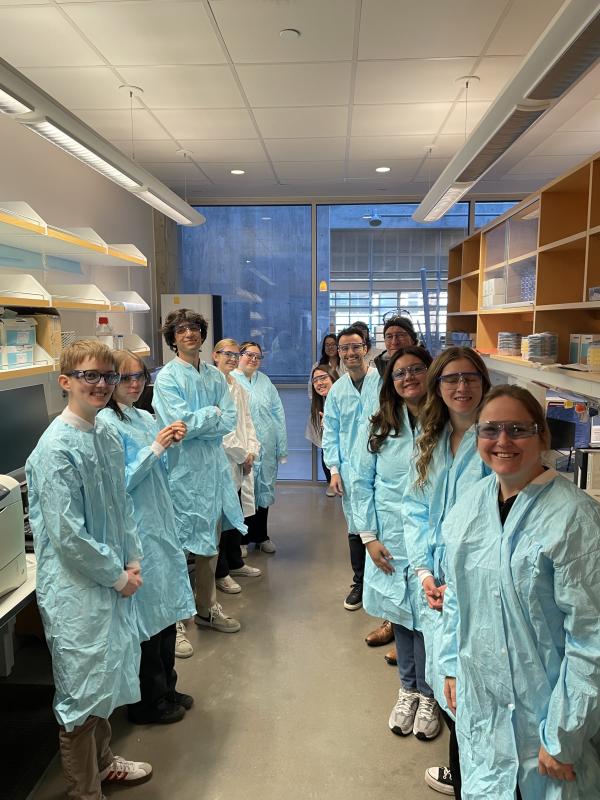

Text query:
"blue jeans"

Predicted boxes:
[[393, 623, 433, 698]]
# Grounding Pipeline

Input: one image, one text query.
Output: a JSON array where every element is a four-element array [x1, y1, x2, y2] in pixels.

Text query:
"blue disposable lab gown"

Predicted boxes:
[[231, 370, 287, 508], [350, 405, 421, 628], [440, 471, 600, 799], [322, 369, 381, 533], [153, 358, 246, 555], [98, 406, 196, 640], [26, 414, 142, 731], [402, 424, 490, 714]]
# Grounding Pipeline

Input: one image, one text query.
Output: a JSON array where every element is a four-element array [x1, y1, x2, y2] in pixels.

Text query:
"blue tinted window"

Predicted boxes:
[[474, 201, 518, 231]]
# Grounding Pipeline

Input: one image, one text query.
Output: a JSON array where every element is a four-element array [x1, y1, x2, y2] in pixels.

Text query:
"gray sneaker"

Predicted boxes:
[[388, 686, 420, 736], [195, 603, 241, 633], [413, 694, 441, 740]]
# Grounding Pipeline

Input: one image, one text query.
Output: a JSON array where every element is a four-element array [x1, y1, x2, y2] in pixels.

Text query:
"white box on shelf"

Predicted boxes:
[[0, 344, 34, 368], [0, 317, 37, 347]]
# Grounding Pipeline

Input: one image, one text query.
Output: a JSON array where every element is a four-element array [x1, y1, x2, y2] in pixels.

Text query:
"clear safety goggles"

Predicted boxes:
[[476, 421, 539, 440], [338, 343, 366, 354], [392, 364, 427, 381], [240, 351, 263, 361], [438, 371, 482, 386], [216, 350, 240, 360], [119, 371, 146, 383]]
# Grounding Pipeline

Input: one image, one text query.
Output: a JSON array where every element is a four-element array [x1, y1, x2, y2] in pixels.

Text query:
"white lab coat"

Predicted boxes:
[[223, 377, 260, 518]]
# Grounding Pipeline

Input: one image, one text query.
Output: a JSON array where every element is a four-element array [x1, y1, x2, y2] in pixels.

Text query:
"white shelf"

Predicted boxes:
[[0, 343, 56, 382], [0, 273, 52, 308], [105, 291, 150, 313], [125, 333, 151, 357], [483, 354, 600, 402], [46, 283, 111, 311]]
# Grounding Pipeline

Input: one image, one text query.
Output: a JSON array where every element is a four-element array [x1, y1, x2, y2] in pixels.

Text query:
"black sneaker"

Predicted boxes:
[[128, 701, 185, 725], [344, 584, 363, 611], [168, 690, 194, 710], [424, 766, 454, 795]]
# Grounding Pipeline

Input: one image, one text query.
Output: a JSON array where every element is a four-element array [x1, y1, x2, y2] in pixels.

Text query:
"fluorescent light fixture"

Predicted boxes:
[[25, 119, 141, 190], [231, 169, 245, 175], [375, 166, 391, 173], [136, 190, 199, 226], [420, 182, 475, 223], [0, 85, 32, 115]]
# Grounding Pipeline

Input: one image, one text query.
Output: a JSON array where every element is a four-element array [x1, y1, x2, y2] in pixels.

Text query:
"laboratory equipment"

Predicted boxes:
[[0, 475, 27, 598], [0, 385, 49, 480]]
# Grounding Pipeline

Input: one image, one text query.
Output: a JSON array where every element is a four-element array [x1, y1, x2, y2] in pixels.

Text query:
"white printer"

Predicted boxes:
[[0, 475, 27, 598]]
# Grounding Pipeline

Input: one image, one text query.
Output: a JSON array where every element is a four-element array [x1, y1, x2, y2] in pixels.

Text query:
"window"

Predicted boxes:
[[474, 201, 518, 231]]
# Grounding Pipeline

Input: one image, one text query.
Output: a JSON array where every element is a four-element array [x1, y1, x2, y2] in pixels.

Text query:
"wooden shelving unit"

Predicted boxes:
[[447, 150, 600, 367]]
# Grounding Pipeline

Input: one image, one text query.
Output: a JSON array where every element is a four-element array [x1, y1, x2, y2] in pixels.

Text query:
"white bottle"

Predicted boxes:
[[115, 334, 124, 351], [96, 316, 114, 349]]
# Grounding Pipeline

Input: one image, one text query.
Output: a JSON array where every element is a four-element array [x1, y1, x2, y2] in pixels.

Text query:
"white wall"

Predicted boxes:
[[0, 114, 157, 418]]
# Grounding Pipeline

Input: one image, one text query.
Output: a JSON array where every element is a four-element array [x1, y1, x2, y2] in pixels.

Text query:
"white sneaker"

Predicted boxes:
[[195, 603, 241, 633], [240, 545, 248, 558], [325, 485, 336, 497], [100, 756, 152, 784], [256, 539, 276, 554], [230, 563, 261, 577], [413, 694, 441, 740], [216, 575, 241, 594], [388, 686, 420, 736], [175, 621, 193, 658]]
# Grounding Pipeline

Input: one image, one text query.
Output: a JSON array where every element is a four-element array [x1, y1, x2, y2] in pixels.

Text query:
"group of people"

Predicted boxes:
[[308, 318, 600, 799], [26, 308, 287, 799]]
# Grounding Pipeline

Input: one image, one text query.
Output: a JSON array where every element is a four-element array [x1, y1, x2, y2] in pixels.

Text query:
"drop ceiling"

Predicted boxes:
[[1, 0, 599, 202]]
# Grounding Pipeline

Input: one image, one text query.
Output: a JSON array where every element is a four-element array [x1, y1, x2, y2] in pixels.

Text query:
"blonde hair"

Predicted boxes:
[[414, 347, 491, 487], [60, 339, 116, 375], [214, 338, 239, 352]]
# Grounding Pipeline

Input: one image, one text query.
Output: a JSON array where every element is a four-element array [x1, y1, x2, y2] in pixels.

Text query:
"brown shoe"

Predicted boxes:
[[384, 645, 397, 666], [365, 619, 394, 647]]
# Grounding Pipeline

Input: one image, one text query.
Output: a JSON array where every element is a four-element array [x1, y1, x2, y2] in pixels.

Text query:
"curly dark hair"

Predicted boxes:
[[368, 346, 432, 453], [160, 308, 208, 353]]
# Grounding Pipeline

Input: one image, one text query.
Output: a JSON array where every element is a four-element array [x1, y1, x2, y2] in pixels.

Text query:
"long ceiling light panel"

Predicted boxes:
[[413, 1, 600, 222], [0, 59, 204, 226]]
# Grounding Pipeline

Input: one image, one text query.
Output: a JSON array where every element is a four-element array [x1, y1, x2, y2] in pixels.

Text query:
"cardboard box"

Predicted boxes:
[[33, 313, 62, 359], [0, 345, 34, 368], [0, 317, 37, 347]]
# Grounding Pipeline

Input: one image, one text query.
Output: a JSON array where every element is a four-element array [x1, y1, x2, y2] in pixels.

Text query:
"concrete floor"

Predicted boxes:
[[31, 485, 447, 800]]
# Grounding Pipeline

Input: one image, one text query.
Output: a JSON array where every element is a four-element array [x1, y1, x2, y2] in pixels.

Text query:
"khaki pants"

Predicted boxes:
[[194, 521, 221, 617], [59, 715, 113, 800]]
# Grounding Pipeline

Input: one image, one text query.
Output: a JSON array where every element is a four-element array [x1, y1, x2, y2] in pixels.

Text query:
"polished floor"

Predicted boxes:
[[31, 486, 448, 800]]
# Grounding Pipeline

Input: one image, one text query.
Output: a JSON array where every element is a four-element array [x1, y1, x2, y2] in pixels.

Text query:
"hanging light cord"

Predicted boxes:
[[464, 79, 470, 142], [129, 90, 135, 161]]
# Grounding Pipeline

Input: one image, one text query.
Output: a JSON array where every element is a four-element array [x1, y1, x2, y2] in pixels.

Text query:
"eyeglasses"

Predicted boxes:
[[476, 421, 539, 440], [438, 371, 482, 386], [119, 371, 146, 384], [392, 364, 427, 381], [384, 332, 412, 342], [216, 350, 240, 360], [312, 374, 332, 384], [67, 370, 121, 385], [174, 323, 201, 335], [240, 351, 263, 361], [338, 344, 366, 354]]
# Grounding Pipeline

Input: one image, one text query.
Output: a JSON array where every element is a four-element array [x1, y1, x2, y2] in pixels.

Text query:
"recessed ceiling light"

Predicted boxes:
[[231, 169, 245, 175], [375, 166, 391, 173], [280, 28, 301, 39]]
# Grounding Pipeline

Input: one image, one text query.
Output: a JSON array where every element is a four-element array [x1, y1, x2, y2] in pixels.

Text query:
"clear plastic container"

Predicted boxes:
[[96, 316, 114, 349], [587, 342, 600, 372]]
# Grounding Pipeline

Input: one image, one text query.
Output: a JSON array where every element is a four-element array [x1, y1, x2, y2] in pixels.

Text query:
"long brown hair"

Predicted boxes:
[[415, 347, 491, 486], [368, 346, 432, 453], [478, 384, 551, 449], [310, 364, 338, 432], [105, 350, 150, 422]]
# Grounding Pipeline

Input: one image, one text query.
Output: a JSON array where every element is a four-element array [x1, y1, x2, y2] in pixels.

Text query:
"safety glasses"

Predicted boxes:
[[338, 343, 366, 354], [392, 364, 427, 381], [438, 371, 482, 386], [311, 374, 332, 385], [476, 421, 539, 440], [119, 371, 146, 384], [174, 323, 201, 335], [240, 351, 263, 361], [216, 350, 240, 360], [67, 370, 121, 385]]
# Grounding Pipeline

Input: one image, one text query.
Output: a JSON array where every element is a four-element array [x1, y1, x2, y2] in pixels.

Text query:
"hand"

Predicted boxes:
[[242, 454, 254, 475], [171, 420, 187, 441], [538, 746, 576, 782], [366, 540, 395, 575], [444, 677, 457, 715], [329, 473, 344, 496], [120, 567, 143, 597], [422, 576, 444, 611]]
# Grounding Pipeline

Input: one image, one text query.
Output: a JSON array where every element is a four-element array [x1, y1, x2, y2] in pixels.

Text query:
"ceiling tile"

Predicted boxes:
[[237, 63, 352, 107], [199, 162, 277, 183], [351, 104, 451, 136], [152, 109, 258, 140], [441, 101, 490, 134], [63, 1, 226, 65], [177, 139, 268, 163], [113, 139, 185, 162], [254, 107, 348, 138], [349, 135, 435, 160], [264, 138, 347, 161], [507, 154, 591, 176], [118, 66, 244, 109], [74, 108, 169, 140], [413, 156, 452, 182], [486, 0, 565, 56], [0, 6, 102, 66], [359, 0, 506, 60], [273, 161, 346, 181], [346, 158, 421, 180], [21, 66, 130, 110], [140, 162, 210, 182], [355, 59, 474, 105], [464, 57, 523, 101], [558, 99, 600, 132], [211, 0, 355, 63], [530, 131, 600, 157]]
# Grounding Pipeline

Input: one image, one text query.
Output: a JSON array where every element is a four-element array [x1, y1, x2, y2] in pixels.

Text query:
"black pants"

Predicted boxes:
[[320, 451, 331, 483], [348, 533, 365, 587], [129, 624, 177, 714], [216, 528, 244, 578], [440, 709, 462, 799], [243, 505, 269, 544]]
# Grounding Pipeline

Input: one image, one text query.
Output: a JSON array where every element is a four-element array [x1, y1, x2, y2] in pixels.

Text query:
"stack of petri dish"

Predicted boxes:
[[523, 332, 558, 363], [497, 332, 522, 356]]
